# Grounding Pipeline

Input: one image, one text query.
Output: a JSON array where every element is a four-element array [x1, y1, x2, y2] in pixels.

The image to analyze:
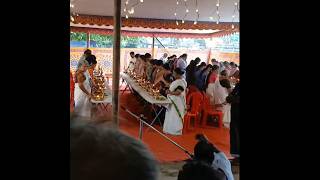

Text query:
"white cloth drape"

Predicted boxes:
[[74, 71, 92, 118], [163, 79, 187, 135]]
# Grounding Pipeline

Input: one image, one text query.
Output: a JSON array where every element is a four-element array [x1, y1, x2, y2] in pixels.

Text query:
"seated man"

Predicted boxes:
[[70, 119, 159, 180], [178, 134, 235, 180], [193, 134, 234, 180]]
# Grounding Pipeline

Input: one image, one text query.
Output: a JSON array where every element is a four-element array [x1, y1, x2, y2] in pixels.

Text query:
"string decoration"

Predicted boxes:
[[70, 0, 79, 22], [231, 1, 239, 29], [124, 0, 145, 19], [182, 0, 189, 24], [209, 0, 220, 24], [194, 0, 199, 24], [174, 0, 180, 25], [175, 0, 201, 25], [215, 0, 220, 24]]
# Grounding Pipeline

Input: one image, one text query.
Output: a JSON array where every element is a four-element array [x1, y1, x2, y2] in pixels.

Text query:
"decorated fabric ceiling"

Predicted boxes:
[[70, 0, 239, 36], [71, 0, 239, 22]]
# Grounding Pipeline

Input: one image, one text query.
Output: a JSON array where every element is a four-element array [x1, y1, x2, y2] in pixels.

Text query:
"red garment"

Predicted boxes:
[[208, 73, 217, 84], [70, 71, 75, 112]]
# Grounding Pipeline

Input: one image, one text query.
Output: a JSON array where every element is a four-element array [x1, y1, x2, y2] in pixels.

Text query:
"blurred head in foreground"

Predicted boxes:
[[70, 119, 159, 180]]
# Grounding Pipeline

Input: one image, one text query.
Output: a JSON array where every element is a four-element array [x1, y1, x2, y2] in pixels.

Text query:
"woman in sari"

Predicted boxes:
[[163, 68, 187, 135], [74, 63, 92, 118], [205, 65, 220, 105], [205, 66, 231, 126]]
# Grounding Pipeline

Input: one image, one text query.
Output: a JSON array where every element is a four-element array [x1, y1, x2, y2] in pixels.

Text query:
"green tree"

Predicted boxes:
[[70, 32, 152, 48], [70, 32, 87, 41], [90, 34, 113, 48], [121, 36, 145, 48]]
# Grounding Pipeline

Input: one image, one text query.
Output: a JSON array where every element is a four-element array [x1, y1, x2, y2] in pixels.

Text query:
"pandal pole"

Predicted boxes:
[[112, 0, 121, 127], [152, 34, 155, 58]]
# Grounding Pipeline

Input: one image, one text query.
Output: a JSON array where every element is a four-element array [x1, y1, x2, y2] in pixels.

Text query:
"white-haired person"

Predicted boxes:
[[70, 119, 159, 180]]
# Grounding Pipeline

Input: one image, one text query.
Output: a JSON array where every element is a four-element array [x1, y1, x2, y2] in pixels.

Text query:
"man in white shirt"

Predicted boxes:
[[127, 51, 136, 71], [159, 53, 168, 63], [176, 54, 188, 79], [194, 134, 234, 180]]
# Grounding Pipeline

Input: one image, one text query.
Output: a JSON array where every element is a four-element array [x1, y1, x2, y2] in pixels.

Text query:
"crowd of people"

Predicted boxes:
[[70, 49, 240, 180], [125, 52, 239, 158], [71, 49, 240, 159]]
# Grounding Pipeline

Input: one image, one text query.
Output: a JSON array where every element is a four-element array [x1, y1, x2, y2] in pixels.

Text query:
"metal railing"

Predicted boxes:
[[121, 106, 193, 158]]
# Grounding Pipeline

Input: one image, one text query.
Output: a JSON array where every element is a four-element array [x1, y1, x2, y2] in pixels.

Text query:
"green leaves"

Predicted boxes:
[[70, 32, 86, 41], [70, 32, 147, 48], [90, 34, 113, 48]]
